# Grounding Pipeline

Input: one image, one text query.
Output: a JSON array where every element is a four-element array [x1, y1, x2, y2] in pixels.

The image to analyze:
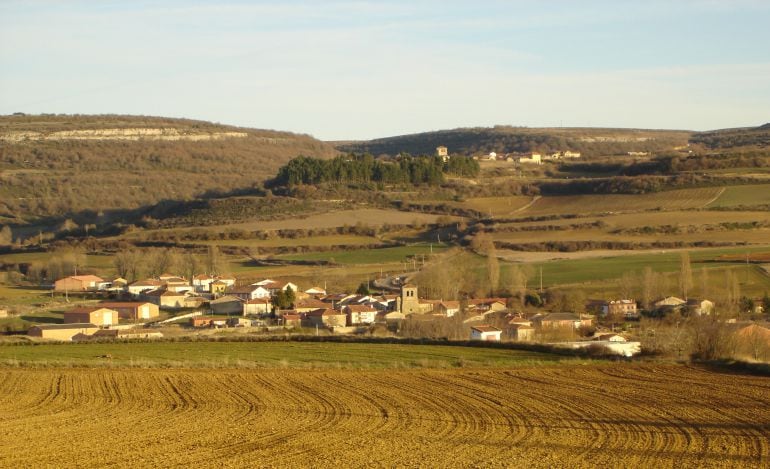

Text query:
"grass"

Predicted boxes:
[[707, 183, 770, 207], [279, 244, 449, 265], [531, 246, 770, 286], [194, 234, 381, 248], [523, 187, 722, 216], [0, 341, 584, 369]]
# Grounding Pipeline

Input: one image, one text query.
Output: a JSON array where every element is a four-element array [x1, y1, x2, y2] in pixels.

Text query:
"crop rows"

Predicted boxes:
[[0, 364, 768, 467]]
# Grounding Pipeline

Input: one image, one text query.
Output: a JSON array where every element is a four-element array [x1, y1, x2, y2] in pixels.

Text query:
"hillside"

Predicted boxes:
[[335, 126, 692, 157], [0, 114, 338, 222], [690, 123, 770, 149]]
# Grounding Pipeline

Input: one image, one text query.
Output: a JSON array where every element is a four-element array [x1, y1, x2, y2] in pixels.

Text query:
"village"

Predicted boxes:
[[29, 270, 764, 358]]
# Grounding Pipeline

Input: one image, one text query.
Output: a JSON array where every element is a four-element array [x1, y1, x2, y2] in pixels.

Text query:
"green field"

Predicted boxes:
[[0, 341, 581, 368], [707, 183, 770, 207], [522, 187, 722, 216], [280, 244, 448, 265]]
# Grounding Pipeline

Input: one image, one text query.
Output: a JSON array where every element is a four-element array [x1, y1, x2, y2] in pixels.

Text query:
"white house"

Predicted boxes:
[[518, 153, 542, 165], [230, 285, 271, 301], [344, 305, 378, 326], [470, 325, 502, 341]]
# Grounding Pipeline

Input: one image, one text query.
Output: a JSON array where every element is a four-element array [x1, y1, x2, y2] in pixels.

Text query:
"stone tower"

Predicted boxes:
[[398, 284, 420, 315]]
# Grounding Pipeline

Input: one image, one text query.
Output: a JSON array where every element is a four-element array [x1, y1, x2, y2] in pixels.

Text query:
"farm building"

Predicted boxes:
[[306, 308, 347, 328], [602, 300, 638, 318], [28, 323, 99, 341], [282, 313, 302, 328], [470, 325, 502, 341], [99, 302, 159, 321], [54, 275, 105, 292], [244, 298, 272, 315], [518, 153, 542, 164], [507, 323, 534, 341], [90, 329, 164, 340], [687, 299, 714, 316], [210, 295, 245, 315], [344, 305, 377, 326], [466, 298, 507, 313], [435, 301, 460, 317], [63, 307, 118, 326], [191, 316, 228, 328], [595, 333, 627, 342]]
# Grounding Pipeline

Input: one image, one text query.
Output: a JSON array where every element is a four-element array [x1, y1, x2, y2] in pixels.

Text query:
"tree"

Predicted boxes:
[[205, 245, 226, 276], [0, 226, 12, 245], [356, 282, 371, 295], [273, 286, 295, 309], [619, 271, 637, 299], [180, 251, 200, 285], [147, 249, 179, 278], [763, 292, 770, 312], [114, 249, 143, 282], [679, 252, 693, 300], [641, 266, 656, 310], [700, 267, 709, 298]]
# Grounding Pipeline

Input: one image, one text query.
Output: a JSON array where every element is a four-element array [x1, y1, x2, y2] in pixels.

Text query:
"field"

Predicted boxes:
[[521, 187, 723, 216], [707, 184, 770, 207], [0, 341, 571, 368], [1, 361, 768, 467]]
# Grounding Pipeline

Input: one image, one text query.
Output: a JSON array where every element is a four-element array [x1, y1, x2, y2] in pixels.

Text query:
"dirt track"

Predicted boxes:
[[0, 364, 768, 467]]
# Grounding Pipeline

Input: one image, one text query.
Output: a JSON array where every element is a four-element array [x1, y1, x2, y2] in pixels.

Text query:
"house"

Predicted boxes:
[[54, 275, 105, 292], [209, 280, 229, 296], [466, 298, 507, 313], [470, 325, 502, 341], [518, 153, 542, 165], [99, 302, 159, 321], [210, 295, 245, 315], [106, 277, 128, 292], [344, 305, 378, 326], [488, 152, 497, 160], [229, 285, 271, 301], [63, 307, 118, 326], [687, 299, 714, 316], [243, 298, 272, 315], [128, 279, 164, 297], [436, 301, 460, 317], [507, 323, 534, 341], [304, 286, 327, 297], [295, 298, 330, 313], [163, 277, 193, 294], [595, 333, 627, 342], [306, 308, 347, 328], [655, 296, 686, 308], [436, 146, 448, 160], [28, 323, 100, 341], [145, 289, 188, 309], [254, 280, 298, 295], [192, 274, 215, 292], [281, 313, 302, 328], [532, 312, 584, 330], [603, 299, 638, 319]]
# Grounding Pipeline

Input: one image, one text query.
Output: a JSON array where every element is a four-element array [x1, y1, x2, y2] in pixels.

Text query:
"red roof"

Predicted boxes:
[[345, 305, 377, 313]]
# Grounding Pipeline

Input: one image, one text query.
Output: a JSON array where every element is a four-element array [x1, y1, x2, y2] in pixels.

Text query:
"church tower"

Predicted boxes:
[[398, 284, 420, 315]]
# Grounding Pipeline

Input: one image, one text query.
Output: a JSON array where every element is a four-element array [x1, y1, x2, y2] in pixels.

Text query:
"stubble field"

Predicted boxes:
[[1, 363, 768, 467]]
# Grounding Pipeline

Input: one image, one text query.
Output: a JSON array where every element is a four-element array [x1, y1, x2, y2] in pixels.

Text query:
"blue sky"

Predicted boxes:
[[1, 1, 769, 139]]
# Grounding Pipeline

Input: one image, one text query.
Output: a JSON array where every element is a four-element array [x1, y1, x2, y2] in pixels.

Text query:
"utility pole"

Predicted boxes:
[[539, 267, 543, 293]]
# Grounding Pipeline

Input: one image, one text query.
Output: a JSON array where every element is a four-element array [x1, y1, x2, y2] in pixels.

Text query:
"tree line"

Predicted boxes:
[[270, 153, 479, 188]]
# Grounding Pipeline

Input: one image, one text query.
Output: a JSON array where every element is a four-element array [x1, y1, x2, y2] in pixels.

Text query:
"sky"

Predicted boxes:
[[1, 0, 769, 140]]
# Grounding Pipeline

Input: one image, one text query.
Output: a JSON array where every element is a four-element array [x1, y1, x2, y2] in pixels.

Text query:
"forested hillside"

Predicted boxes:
[[690, 123, 770, 149], [336, 126, 691, 157], [0, 115, 338, 222]]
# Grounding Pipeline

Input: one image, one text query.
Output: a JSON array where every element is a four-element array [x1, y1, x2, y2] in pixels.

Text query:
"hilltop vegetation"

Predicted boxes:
[[0, 114, 338, 222], [336, 126, 691, 157], [691, 123, 770, 149]]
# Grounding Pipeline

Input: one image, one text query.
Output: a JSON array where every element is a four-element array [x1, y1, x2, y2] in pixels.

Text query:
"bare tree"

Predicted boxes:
[[114, 249, 143, 282], [679, 251, 693, 300], [641, 266, 656, 310]]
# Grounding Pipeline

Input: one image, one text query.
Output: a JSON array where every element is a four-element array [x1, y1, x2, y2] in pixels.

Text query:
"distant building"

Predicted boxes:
[[54, 275, 105, 292], [436, 146, 448, 158], [470, 325, 502, 341], [518, 153, 542, 165], [602, 299, 638, 319], [396, 284, 421, 315], [28, 323, 99, 341], [99, 302, 159, 321], [63, 307, 118, 326]]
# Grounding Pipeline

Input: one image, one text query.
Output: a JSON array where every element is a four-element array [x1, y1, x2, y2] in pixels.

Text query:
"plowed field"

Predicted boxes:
[[1, 364, 768, 467]]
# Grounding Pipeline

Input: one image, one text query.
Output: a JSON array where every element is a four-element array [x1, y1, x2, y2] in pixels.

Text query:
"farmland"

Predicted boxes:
[[0, 362, 768, 467]]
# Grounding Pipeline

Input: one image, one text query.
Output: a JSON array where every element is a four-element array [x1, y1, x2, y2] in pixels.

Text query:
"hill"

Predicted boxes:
[[335, 126, 692, 157], [0, 114, 338, 222], [690, 123, 770, 149]]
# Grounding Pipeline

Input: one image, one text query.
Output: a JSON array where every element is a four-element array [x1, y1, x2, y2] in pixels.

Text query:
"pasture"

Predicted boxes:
[[707, 183, 770, 207], [1, 363, 768, 467]]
